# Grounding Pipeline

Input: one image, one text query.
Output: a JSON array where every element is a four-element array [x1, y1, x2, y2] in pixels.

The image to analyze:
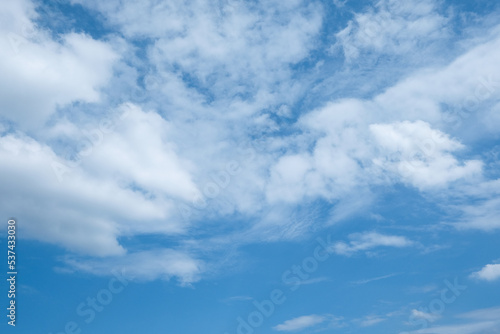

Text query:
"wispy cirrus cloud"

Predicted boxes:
[[273, 315, 327, 332], [61, 249, 204, 285], [402, 307, 500, 334], [331, 232, 414, 256], [351, 273, 401, 285]]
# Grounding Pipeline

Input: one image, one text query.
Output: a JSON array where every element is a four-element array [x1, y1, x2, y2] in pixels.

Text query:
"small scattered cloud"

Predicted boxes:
[[332, 231, 414, 256], [273, 315, 327, 332], [471, 263, 500, 281]]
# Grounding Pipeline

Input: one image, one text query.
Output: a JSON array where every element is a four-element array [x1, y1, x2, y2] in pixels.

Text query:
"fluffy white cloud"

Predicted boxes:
[[371, 120, 482, 190], [78, 103, 201, 202], [267, 110, 480, 210], [66, 0, 497, 233], [265, 23, 500, 209], [266, 99, 372, 207], [0, 103, 203, 258], [471, 263, 500, 281], [273, 315, 326, 331], [0, 0, 118, 130], [335, 0, 449, 61], [1, 0, 499, 286]]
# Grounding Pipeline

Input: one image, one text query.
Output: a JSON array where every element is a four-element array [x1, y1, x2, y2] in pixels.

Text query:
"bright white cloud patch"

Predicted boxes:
[[0, 103, 204, 258], [0, 0, 117, 130], [79, 103, 201, 202], [471, 263, 500, 282], [371, 120, 482, 190]]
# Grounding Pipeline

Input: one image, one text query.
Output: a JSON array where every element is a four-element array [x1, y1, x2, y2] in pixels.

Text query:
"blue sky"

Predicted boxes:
[[1, 0, 500, 333]]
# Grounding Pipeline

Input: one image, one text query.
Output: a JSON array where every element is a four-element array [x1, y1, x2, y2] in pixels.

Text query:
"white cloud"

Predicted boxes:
[[471, 263, 500, 281], [61, 0, 498, 238], [453, 196, 500, 231], [79, 103, 201, 202], [264, 24, 500, 216], [0, 104, 203, 257], [0, 0, 118, 130], [266, 154, 314, 203], [75, 0, 322, 114], [332, 232, 413, 255], [273, 315, 326, 331], [0, 0, 499, 286], [269, 97, 483, 216], [370, 120, 482, 190], [373, 25, 500, 126], [335, 0, 449, 61]]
